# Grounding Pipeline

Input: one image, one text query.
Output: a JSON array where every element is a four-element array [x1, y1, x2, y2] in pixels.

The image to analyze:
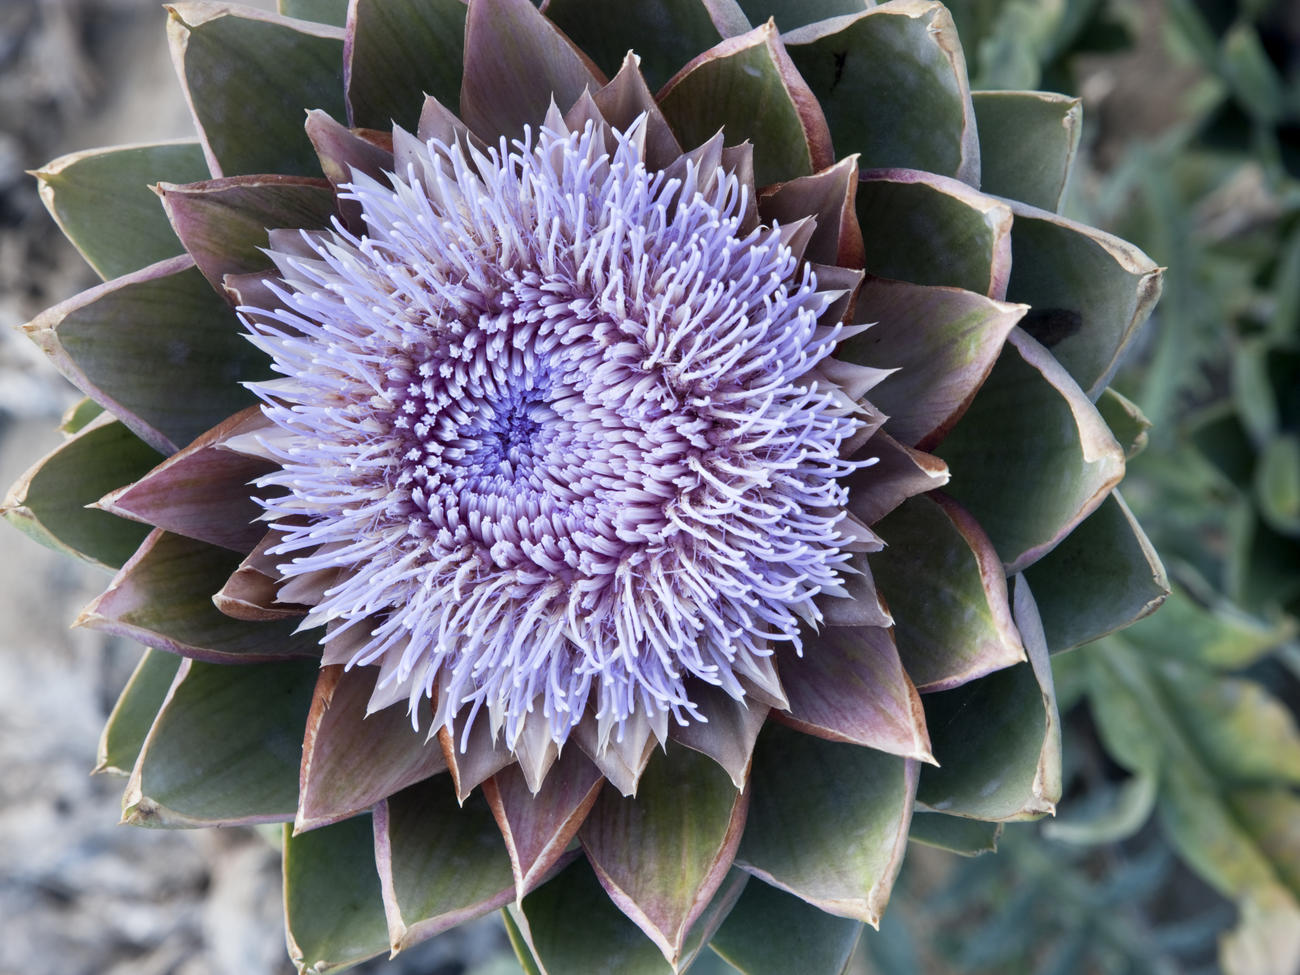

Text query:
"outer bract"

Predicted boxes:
[[3, 1, 1167, 972]]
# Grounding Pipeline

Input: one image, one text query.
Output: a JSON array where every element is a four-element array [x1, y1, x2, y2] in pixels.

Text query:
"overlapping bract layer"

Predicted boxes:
[[2, 1, 1170, 973]]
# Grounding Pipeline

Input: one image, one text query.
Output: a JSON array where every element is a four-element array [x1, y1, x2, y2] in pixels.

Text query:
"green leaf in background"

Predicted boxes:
[[122, 657, 319, 827], [1231, 788, 1300, 898], [1256, 434, 1300, 536], [870, 492, 1025, 692], [284, 815, 391, 974], [1162, 0, 1220, 68], [1115, 587, 1292, 671], [1266, 223, 1300, 343], [346, 0, 468, 128], [374, 778, 515, 952], [1024, 490, 1168, 653], [959, 1, 1048, 90], [167, 3, 345, 177], [24, 257, 267, 455], [1086, 636, 1300, 975], [515, 859, 676, 975], [736, 725, 915, 924], [854, 171, 1012, 298], [2, 415, 162, 569], [1097, 387, 1152, 459], [34, 142, 210, 280], [1232, 339, 1278, 445], [1189, 404, 1255, 491], [1042, 771, 1158, 846], [1005, 202, 1163, 399], [278, 0, 348, 28], [971, 89, 1081, 212], [1221, 23, 1286, 124], [543, 0, 749, 91], [95, 649, 183, 776], [907, 812, 1002, 856], [1230, 510, 1300, 617], [709, 880, 862, 975], [657, 22, 831, 187], [1157, 660, 1300, 787], [937, 328, 1125, 573], [785, 2, 980, 184], [917, 575, 1061, 821]]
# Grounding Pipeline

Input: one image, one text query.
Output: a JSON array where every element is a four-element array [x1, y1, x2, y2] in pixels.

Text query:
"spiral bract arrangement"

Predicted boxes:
[[241, 117, 863, 753]]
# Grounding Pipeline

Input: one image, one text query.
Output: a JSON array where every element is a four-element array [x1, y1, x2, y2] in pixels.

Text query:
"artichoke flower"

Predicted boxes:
[[5, 0, 1169, 971]]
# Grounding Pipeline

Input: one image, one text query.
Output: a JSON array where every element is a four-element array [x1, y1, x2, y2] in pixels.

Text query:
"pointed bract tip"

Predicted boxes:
[[163, 4, 188, 29]]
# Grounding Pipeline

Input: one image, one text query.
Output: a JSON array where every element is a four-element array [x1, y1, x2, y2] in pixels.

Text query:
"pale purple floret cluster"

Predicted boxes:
[[240, 117, 862, 751]]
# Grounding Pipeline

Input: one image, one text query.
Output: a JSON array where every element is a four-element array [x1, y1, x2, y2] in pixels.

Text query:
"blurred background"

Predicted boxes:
[[1, 1, 1298, 973]]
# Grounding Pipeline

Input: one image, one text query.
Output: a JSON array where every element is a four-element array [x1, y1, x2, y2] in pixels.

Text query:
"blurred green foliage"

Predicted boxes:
[[945, 0, 1140, 91]]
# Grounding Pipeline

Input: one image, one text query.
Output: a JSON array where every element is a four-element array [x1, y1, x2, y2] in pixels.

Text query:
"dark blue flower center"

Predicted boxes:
[[462, 386, 553, 480]]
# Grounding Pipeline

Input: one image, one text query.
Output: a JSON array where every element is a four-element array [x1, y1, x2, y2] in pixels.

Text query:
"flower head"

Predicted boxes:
[[6, 0, 1167, 970], [246, 115, 871, 762]]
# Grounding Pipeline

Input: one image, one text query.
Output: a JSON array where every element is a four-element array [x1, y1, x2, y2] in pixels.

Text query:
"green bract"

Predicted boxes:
[[4, 1, 1166, 972]]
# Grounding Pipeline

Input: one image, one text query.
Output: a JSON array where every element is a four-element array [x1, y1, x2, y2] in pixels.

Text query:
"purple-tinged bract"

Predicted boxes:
[[241, 116, 865, 754]]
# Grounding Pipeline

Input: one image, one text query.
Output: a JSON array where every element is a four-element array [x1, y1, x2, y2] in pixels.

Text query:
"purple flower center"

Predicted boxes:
[[240, 117, 863, 752]]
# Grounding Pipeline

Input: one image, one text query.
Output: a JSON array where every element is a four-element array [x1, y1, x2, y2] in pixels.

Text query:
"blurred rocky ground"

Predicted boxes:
[[0, 2, 512, 973]]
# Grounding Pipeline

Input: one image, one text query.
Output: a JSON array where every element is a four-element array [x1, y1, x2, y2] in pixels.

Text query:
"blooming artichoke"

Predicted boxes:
[[5, 0, 1169, 971]]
